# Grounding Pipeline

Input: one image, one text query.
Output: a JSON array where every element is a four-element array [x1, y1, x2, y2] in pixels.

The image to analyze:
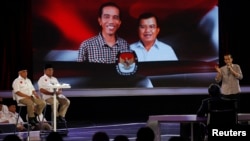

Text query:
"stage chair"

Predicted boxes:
[[36, 93, 53, 137], [40, 94, 68, 136], [12, 91, 31, 139], [205, 99, 238, 141], [207, 99, 238, 126], [40, 94, 53, 126]]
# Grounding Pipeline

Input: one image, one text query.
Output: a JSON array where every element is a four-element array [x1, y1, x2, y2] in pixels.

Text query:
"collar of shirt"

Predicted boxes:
[[98, 32, 119, 48], [44, 74, 51, 79], [223, 64, 234, 68], [18, 75, 26, 80], [137, 39, 160, 50]]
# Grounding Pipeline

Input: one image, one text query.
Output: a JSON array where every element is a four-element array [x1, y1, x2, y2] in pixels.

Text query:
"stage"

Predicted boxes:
[[2, 86, 249, 139], [0, 122, 180, 141], [1, 86, 250, 98]]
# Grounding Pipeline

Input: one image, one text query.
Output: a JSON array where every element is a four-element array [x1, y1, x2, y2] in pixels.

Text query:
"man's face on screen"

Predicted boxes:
[[139, 17, 160, 46], [98, 6, 121, 36]]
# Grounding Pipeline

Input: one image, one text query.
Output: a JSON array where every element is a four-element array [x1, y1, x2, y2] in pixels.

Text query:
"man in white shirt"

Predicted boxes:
[[12, 66, 46, 126], [26, 106, 52, 130], [38, 64, 70, 123], [130, 12, 178, 62], [0, 98, 9, 123], [6, 101, 27, 131]]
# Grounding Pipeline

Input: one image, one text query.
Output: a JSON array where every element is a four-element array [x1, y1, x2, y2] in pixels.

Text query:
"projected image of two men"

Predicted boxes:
[[32, 0, 218, 89]]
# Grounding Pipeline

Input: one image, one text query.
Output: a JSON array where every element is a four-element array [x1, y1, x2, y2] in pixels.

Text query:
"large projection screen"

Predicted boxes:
[[32, 0, 219, 92]]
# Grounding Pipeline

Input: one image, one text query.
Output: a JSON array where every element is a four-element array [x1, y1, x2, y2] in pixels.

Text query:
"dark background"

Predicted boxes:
[[1, 0, 250, 123]]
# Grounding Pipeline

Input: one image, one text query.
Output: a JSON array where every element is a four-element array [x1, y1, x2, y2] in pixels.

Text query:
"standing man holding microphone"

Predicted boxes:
[[215, 53, 243, 101]]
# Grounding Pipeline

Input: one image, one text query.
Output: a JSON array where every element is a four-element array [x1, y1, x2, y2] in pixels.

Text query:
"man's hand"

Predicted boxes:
[[214, 65, 221, 74]]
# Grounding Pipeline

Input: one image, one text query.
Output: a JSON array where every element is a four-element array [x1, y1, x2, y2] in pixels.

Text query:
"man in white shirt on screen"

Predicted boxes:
[[130, 12, 178, 62]]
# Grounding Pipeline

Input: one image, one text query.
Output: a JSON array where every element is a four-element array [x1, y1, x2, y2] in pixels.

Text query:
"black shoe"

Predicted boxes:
[[57, 116, 66, 123], [34, 113, 39, 123], [28, 117, 37, 126]]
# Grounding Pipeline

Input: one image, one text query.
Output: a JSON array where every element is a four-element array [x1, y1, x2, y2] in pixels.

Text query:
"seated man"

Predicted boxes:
[[197, 83, 222, 117], [6, 101, 27, 132], [0, 98, 9, 123], [196, 83, 238, 140], [0, 98, 24, 133], [197, 83, 238, 120], [12, 67, 46, 126], [38, 64, 70, 123], [26, 106, 52, 131]]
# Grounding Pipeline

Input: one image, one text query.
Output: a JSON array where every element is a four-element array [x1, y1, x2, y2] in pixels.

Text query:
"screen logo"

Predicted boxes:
[[116, 50, 138, 76]]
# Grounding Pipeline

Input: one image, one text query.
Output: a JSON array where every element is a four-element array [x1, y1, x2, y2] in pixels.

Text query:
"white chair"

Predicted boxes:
[[12, 91, 29, 134], [40, 93, 52, 124], [40, 93, 68, 135], [12, 91, 31, 139], [40, 98, 54, 137]]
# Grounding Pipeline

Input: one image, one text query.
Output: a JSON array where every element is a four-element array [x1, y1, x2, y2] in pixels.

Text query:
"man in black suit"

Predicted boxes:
[[197, 83, 222, 117], [196, 83, 238, 141]]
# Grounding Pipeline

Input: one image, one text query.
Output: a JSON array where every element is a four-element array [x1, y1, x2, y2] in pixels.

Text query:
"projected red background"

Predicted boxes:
[[32, 0, 219, 88]]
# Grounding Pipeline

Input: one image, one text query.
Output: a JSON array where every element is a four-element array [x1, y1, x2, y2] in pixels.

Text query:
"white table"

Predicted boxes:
[[147, 113, 250, 141], [47, 83, 71, 132]]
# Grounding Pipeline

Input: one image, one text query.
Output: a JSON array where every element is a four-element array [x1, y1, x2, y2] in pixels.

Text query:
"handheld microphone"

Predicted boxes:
[[227, 64, 231, 75]]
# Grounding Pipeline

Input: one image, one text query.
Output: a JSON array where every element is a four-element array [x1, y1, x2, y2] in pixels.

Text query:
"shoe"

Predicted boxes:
[[28, 117, 37, 126], [57, 116, 66, 123], [34, 113, 39, 123]]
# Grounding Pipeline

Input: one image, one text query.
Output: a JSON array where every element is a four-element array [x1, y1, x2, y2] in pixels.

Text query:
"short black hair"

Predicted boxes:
[[98, 2, 121, 18], [92, 131, 109, 141], [114, 135, 129, 141], [136, 127, 155, 141], [44, 64, 53, 70], [208, 83, 221, 97], [46, 132, 63, 141], [17, 66, 28, 72], [6, 100, 17, 107], [224, 53, 232, 58], [137, 12, 159, 27]]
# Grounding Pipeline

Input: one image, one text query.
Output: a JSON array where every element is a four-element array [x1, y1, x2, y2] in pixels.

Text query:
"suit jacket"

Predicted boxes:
[[197, 96, 238, 117], [196, 97, 221, 117]]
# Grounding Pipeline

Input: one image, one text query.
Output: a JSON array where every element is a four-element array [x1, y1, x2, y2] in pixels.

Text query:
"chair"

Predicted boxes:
[[206, 99, 238, 140], [12, 91, 31, 138], [40, 93, 53, 127], [40, 93, 68, 136], [207, 99, 238, 126], [37, 104, 53, 137]]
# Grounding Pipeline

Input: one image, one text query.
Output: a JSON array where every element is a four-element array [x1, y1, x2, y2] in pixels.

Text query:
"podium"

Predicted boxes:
[[46, 83, 71, 132]]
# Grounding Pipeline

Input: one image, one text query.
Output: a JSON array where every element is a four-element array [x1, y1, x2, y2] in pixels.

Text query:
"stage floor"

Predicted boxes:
[[0, 122, 180, 141]]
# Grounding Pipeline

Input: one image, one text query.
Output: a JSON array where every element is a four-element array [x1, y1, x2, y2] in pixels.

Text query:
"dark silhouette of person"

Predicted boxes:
[[114, 135, 129, 141], [197, 83, 222, 117], [3, 134, 22, 141], [92, 131, 109, 141], [196, 83, 238, 141], [46, 131, 63, 141], [136, 127, 155, 141]]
